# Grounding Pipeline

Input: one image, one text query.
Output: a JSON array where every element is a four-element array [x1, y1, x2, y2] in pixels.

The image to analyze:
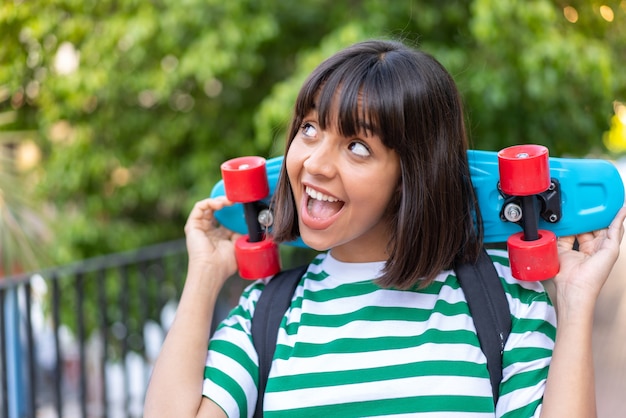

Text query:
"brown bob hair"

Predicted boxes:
[[271, 39, 483, 289]]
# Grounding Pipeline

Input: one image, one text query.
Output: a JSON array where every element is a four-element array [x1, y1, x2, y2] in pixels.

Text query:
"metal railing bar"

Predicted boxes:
[[25, 283, 37, 416], [155, 258, 167, 321], [0, 239, 187, 289], [52, 275, 63, 417], [0, 289, 9, 418], [76, 272, 87, 418], [97, 268, 110, 418], [138, 261, 150, 398], [120, 264, 131, 416]]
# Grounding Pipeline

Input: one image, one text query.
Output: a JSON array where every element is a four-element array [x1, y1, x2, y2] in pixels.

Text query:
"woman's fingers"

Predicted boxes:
[[185, 196, 232, 233], [553, 207, 626, 301]]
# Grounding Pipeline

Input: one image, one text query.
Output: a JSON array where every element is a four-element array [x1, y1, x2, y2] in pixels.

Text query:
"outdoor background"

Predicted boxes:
[[2, 0, 626, 268], [1, 0, 626, 417]]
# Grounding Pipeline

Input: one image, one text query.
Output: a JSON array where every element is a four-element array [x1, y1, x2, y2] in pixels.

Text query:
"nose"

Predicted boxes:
[[302, 135, 337, 178]]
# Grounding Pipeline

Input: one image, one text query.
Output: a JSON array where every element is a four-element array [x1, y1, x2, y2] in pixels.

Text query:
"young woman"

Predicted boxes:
[[144, 40, 626, 417]]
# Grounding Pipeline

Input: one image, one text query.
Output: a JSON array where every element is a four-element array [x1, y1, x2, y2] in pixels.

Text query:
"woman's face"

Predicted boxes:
[[286, 108, 401, 263]]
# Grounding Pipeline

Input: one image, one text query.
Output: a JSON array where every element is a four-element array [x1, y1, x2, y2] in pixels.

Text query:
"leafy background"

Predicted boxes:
[[1, 0, 625, 268]]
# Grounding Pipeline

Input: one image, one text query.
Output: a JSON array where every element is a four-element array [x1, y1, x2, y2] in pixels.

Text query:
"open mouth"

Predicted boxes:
[[305, 186, 345, 219]]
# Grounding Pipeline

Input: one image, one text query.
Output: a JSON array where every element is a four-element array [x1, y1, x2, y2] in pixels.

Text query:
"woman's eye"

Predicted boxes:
[[348, 141, 370, 157], [301, 122, 317, 137]]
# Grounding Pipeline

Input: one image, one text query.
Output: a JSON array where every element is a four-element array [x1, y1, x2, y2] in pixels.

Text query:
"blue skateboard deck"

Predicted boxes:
[[211, 150, 625, 247]]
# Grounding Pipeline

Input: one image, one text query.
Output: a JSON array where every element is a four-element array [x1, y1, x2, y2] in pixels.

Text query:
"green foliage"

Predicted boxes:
[[1, 0, 625, 267], [461, 0, 620, 155]]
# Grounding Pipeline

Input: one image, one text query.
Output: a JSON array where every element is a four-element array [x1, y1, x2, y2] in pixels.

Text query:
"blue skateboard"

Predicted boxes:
[[212, 145, 625, 280]]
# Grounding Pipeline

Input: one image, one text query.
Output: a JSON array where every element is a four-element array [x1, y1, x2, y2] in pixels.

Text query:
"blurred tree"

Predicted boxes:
[[460, 0, 625, 155], [0, 0, 624, 266]]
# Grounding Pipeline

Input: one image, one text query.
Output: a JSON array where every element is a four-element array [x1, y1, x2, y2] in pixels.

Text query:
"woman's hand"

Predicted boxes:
[[184, 196, 241, 283], [554, 206, 626, 312]]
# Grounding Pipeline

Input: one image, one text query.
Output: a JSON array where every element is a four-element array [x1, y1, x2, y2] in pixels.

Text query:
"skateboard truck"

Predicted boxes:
[[497, 145, 560, 281], [500, 179, 562, 226], [220, 156, 281, 280]]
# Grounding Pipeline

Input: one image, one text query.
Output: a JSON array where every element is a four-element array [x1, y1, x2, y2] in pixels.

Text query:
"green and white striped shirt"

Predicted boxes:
[[203, 249, 555, 417]]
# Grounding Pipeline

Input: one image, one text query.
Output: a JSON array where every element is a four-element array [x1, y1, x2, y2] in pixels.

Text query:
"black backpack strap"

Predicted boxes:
[[455, 248, 511, 405], [251, 265, 308, 418]]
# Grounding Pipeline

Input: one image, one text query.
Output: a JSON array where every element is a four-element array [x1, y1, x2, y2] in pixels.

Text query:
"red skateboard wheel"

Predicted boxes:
[[234, 235, 280, 279], [507, 230, 559, 281], [498, 145, 550, 196], [220, 156, 269, 203]]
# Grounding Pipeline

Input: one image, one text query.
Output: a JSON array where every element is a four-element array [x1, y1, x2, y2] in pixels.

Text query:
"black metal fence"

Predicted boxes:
[[0, 239, 248, 418]]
